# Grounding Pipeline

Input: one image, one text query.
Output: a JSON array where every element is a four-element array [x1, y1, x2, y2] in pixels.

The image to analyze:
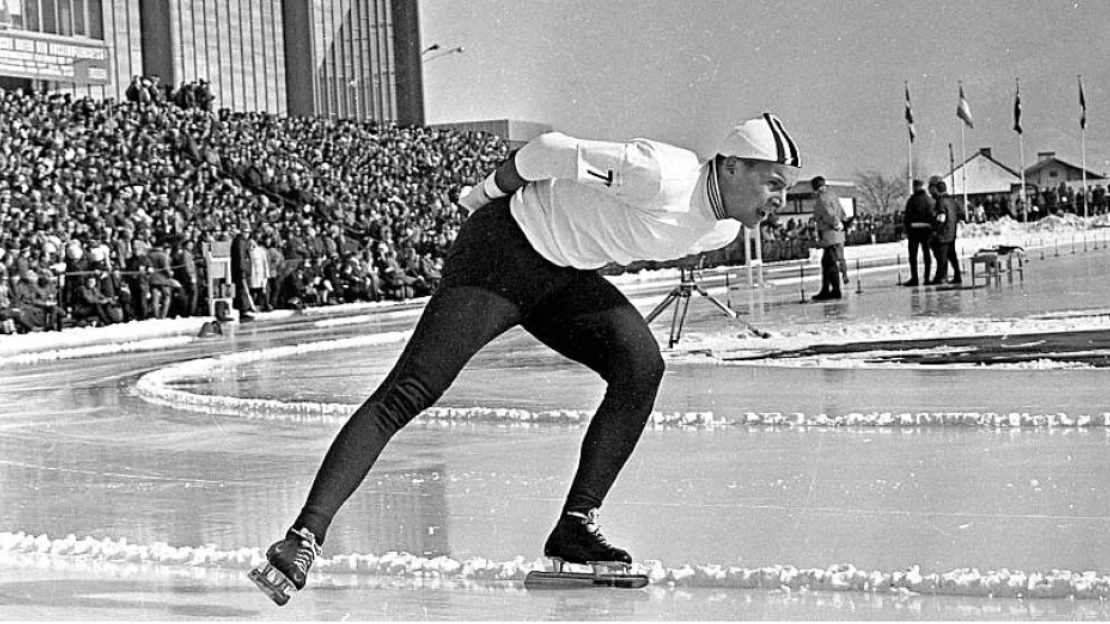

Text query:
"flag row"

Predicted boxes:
[[903, 77, 1090, 142]]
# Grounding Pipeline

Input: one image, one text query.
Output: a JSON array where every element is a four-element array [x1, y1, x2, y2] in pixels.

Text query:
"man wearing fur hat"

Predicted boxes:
[[928, 177, 962, 285], [251, 114, 801, 604]]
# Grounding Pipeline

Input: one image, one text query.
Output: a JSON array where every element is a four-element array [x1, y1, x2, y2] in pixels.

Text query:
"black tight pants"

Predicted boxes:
[[294, 201, 665, 543], [907, 229, 933, 283]]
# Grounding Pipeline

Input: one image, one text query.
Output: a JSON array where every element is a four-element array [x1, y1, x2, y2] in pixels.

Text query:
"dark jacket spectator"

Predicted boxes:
[[172, 239, 199, 316], [148, 241, 181, 318], [230, 228, 255, 317], [0, 273, 20, 334], [73, 275, 118, 326], [903, 186, 936, 231], [13, 271, 63, 331], [126, 251, 153, 320], [934, 194, 960, 243], [280, 265, 310, 310]]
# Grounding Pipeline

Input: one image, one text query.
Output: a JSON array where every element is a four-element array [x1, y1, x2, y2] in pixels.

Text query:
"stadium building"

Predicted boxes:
[[0, 0, 426, 124]]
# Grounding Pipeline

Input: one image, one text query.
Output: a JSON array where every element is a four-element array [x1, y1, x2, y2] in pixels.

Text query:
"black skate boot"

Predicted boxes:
[[248, 527, 321, 606], [544, 509, 631, 565], [525, 510, 647, 589]]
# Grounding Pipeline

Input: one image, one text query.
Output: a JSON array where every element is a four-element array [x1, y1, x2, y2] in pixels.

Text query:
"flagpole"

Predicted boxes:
[[1019, 132, 1028, 223], [1082, 126, 1088, 219], [1080, 75, 1089, 219], [907, 136, 913, 193], [960, 119, 968, 213], [1078, 75, 1090, 219], [956, 81, 971, 213], [904, 80, 914, 193], [1017, 78, 1027, 222]]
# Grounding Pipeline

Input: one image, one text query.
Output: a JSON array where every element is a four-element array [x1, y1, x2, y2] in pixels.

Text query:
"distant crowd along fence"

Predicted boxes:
[[46, 227, 903, 284], [602, 224, 900, 275]]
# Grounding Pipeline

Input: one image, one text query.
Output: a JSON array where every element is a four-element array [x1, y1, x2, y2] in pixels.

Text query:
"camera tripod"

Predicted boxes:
[[644, 266, 737, 347]]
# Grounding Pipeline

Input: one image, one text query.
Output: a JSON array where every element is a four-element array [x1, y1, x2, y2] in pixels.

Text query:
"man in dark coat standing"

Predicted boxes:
[[929, 179, 962, 284], [230, 225, 255, 322], [173, 239, 199, 316], [902, 179, 935, 287]]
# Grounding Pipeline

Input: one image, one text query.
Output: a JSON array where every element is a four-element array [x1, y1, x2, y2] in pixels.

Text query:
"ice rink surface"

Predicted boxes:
[[3, 235, 1110, 620]]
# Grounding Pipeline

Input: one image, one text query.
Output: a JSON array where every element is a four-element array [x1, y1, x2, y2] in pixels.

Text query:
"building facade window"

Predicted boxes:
[[164, 0, 285, 114], [26, 1, 39, 31], [308, 0, 402, 122], [1, 0, 418, 123]]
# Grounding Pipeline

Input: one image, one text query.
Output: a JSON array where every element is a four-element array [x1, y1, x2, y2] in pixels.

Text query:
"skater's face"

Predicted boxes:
[[718, 158, 794, 228]]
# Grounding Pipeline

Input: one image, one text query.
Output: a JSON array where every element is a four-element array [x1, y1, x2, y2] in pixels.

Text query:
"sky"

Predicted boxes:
[[420, 0, 1110, 182]]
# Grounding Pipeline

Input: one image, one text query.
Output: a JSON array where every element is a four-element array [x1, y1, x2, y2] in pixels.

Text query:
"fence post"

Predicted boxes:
[[798, 263, 806, 303]]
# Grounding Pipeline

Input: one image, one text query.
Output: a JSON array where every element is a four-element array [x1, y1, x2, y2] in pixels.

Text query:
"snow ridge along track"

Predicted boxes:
[[3, 531, 1109, 600]]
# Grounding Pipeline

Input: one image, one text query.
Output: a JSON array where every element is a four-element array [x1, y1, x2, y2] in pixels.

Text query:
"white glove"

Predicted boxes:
[[457, 184, 487, 213], [457, 174, 507, 214]]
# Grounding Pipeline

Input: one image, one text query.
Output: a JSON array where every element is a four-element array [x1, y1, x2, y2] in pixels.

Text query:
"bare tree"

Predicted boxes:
[[855, 169, 908, 216]]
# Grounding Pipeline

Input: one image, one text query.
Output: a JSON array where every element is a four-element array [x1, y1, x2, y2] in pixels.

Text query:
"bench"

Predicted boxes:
[[971, 247, 1025, 286]]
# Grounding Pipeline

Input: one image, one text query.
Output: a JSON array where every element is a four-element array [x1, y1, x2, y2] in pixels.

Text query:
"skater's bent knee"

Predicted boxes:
[[608, 347, 664, 389], [642, 350, 666, 382]]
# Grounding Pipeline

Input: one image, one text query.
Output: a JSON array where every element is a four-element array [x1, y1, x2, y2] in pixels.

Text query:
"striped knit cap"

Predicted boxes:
[[718, 113, 801, 168]]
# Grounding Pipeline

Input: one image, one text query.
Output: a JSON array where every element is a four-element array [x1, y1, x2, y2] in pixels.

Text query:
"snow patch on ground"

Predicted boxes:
[[669, 315, 1110, 367], [4, 531, 1109, 600]]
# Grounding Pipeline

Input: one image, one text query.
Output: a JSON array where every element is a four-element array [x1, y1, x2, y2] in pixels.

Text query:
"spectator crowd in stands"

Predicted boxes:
[[1, 86, 507, 333], [3, 83, 1107, 335], [126, 74, 215, 112]]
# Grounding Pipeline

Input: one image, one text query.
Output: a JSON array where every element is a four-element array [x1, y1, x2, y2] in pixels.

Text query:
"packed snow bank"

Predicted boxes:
[[133, 326, 1110, 429], [672, 314, 1110, 365], [0, 335, 196, 366], [3, 531, 1108, 600]]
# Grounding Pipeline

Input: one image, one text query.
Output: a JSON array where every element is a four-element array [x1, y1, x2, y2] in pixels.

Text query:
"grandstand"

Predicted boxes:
[[0, 84, 512, 331], [0, 1, 522, 332]]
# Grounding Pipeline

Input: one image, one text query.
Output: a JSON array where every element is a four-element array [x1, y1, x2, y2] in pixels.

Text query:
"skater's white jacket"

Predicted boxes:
[[508, 132, 741, 269]]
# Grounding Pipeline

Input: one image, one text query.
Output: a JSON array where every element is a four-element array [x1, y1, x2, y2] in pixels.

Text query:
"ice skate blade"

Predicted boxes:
[[524, 570, 648, 589], [525, 561, 647, 591], [248, 563, 295, 606]]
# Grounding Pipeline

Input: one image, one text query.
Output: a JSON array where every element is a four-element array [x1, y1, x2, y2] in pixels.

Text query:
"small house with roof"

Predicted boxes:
[[1023, 151, 1107, 191], [940, 148, 1023, 200]]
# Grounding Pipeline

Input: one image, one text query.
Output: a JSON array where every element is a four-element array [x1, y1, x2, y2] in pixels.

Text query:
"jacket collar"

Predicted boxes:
[[704, 159, 728, 221]]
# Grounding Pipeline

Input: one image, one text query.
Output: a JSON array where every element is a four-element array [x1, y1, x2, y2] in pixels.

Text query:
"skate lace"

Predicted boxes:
[[289, 529, 320, 575], [588, 524, 615, 549], [575, 510, 614, 548]]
